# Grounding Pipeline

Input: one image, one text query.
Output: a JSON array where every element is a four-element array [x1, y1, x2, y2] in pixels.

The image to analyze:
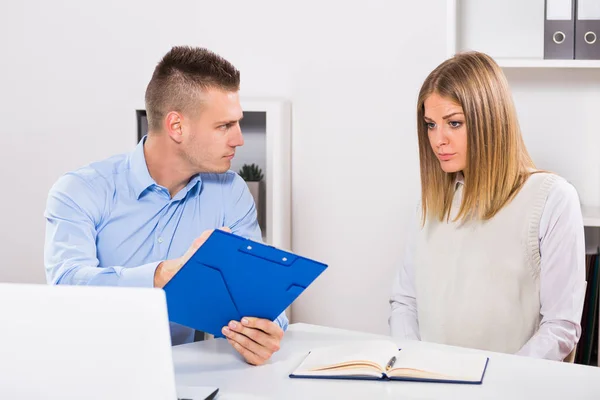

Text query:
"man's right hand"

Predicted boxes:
[[153, 227, 231, 288]]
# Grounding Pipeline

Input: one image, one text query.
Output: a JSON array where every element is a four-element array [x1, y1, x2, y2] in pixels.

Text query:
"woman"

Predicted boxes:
[[389, 51, 586, 361]]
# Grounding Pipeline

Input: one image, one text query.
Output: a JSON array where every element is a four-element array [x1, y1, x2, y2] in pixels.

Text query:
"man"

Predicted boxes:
[[44, 46, 286, 366]]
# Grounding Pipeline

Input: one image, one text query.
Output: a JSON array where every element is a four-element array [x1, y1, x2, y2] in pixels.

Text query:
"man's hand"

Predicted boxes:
[[222, 317, 284, 366], [153, 227, 231, 288]]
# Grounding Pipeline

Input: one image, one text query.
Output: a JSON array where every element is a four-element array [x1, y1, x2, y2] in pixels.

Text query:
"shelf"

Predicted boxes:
[[447, 1, 600, 69], [582, 205, 600, 228], [496, 58, 600, 69], [240, 98, 292, 251]]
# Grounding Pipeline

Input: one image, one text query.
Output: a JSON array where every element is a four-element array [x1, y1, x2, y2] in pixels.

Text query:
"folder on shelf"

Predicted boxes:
[[544, 0, 576, 59], [575, 0, 600, 59], [163, 230, 328, 337]]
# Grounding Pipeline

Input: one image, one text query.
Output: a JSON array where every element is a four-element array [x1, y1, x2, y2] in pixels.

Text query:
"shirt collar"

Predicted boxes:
[[129, 136, 203, 200], [454, 171, 465, 190], [173, 174, 203, 201]]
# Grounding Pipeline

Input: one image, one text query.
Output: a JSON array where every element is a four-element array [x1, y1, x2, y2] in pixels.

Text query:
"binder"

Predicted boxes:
[[575, 0, 600, 59], [544, 0, 576, 59], [163, 230, 328, 336]]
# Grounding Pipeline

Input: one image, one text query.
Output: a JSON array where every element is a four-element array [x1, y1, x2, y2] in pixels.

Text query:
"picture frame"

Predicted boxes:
[[136, 109, 148, 143]]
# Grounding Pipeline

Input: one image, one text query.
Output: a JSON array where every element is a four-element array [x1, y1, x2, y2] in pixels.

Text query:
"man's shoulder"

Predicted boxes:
[[51, 153, 130, 196]]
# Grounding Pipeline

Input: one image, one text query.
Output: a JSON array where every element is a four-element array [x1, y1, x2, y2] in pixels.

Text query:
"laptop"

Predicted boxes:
[[0, 283, 218, 400]]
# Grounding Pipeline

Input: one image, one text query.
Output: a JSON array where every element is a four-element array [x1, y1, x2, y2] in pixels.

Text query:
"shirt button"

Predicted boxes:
[[158, 237, 163, 243]]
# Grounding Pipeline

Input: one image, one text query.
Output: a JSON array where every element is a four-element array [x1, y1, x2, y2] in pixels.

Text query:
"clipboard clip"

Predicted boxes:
[[238, 240, 298, 266]]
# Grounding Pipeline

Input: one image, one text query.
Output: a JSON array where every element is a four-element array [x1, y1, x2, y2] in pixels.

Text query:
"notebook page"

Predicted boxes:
[[388, 347, 488, 382], [294, 366, 383, 378], [292, 340, 398, 375]]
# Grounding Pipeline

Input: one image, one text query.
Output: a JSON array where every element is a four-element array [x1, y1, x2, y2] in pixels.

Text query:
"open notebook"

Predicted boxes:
[[289, 340, 489, 384]]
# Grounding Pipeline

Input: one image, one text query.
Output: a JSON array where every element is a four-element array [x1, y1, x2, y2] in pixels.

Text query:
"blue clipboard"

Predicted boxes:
[[163, 230, 328, 336]]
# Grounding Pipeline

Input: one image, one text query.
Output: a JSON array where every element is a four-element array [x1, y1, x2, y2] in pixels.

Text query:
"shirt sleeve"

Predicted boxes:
[[389, 204, 420, 340], [44, 173, 160, 288], [224, 173, 263, 241], [517, 179, 586, 360], [224, 173, 289, 331]]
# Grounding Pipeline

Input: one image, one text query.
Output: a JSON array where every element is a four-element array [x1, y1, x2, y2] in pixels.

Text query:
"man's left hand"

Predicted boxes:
[[222, 317, 284, 366]]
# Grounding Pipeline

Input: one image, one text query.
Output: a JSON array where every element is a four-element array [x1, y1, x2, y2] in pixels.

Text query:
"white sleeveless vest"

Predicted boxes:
[[415, 172, 559, 354]]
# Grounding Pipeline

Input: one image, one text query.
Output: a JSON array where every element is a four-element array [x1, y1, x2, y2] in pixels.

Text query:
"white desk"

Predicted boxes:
[[173, 323, 600, 399]]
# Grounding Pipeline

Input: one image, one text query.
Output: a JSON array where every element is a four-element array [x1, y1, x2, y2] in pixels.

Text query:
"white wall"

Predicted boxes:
[[506, 68, 600, 206], [0, 0, 448, 334], [458, 0, 544, 59]]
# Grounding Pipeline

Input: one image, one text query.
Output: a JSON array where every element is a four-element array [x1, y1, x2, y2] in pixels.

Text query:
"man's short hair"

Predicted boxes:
[[144, 46, 240, 131]]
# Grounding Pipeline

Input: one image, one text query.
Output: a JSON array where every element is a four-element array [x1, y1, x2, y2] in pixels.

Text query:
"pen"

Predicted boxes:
[[385, 356, 397, 371]]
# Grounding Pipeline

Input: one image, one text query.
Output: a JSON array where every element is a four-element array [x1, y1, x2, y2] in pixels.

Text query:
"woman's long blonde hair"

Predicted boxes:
[[417, 51, 535, 223]]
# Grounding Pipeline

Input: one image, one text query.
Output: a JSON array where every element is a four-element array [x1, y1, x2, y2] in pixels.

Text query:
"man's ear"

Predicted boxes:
[[165, 112, 184, 143]]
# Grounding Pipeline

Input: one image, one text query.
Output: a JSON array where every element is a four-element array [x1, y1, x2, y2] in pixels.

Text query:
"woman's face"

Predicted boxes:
[[424, 93, 467, 174]]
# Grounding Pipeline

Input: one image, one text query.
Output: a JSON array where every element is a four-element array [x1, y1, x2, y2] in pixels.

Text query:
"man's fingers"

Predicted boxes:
[[223, 328, 270, 363], [189, 233, 210, 252], [175, 227, 232, 273], [227, 320, 281, 353], [180, 230, 215, 263], [195, 229, 214, 246], [226, 338, 265, 366], [241, 317, 284, 340], [188, 227, 229, 255], [223, 325, 271, 359]]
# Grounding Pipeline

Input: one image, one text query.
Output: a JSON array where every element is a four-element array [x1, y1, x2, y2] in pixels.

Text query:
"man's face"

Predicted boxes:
[[179, 88, 244, 174]]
